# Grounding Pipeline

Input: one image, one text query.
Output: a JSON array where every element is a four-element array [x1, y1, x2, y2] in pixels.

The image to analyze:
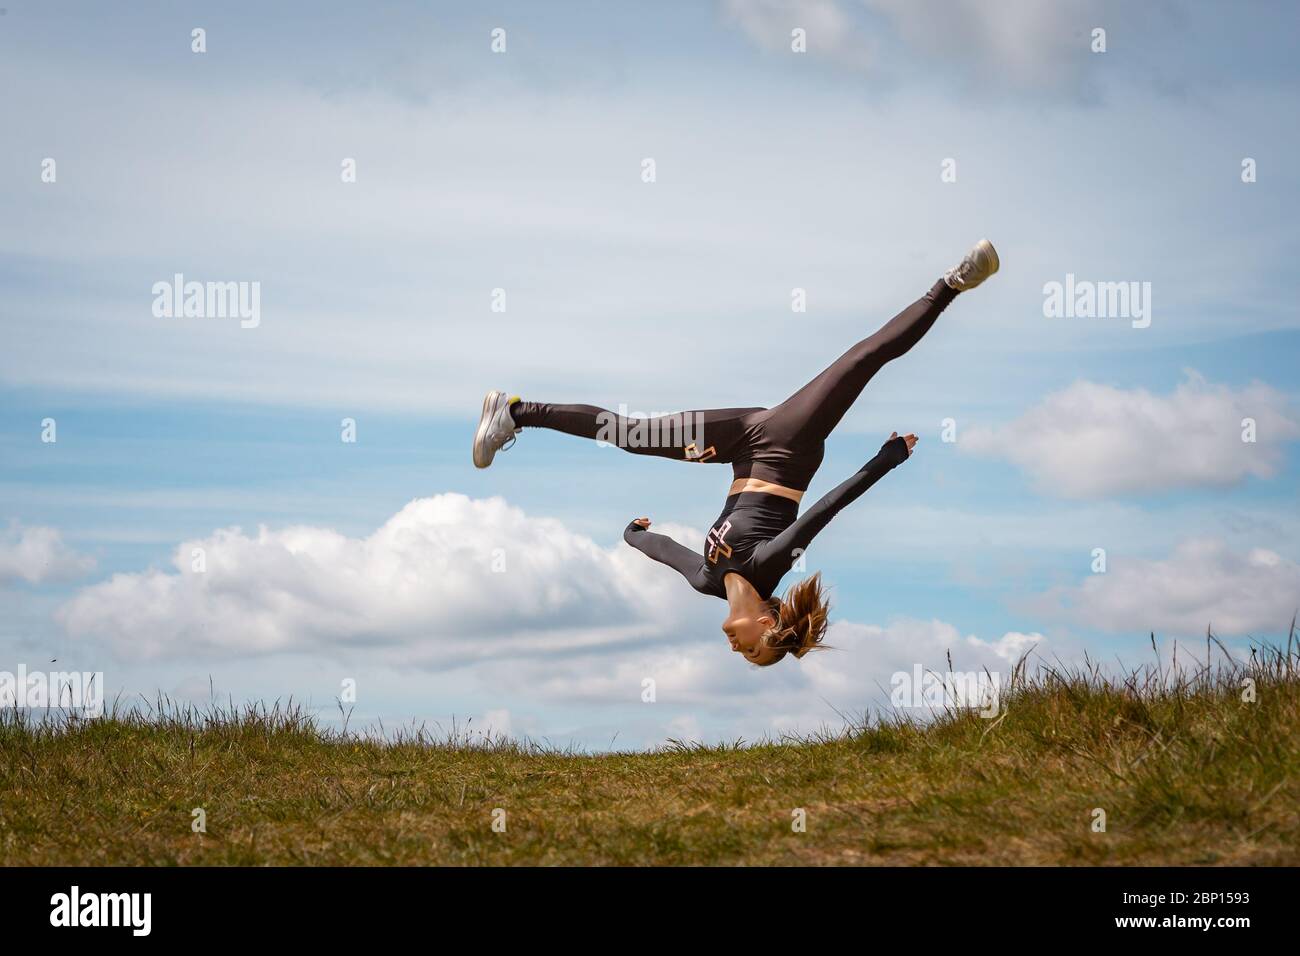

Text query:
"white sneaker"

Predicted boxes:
[[943, 239, 1000, 292], [473, 390, 521, 468]]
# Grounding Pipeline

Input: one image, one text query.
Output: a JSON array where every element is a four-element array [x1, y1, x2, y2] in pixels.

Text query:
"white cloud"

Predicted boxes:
[[6, 31, 1294, 418], [799, 617, 1042, 704], [53, 491, 1057, 743], [862, 0, 1101, 91], [665, 713, 705, 744], [721, 0, 875, 69], [722, 0, 1143, 94], [0, 522, 96, 585], [489, 613, 1047, 728], [1030, 537, 1300, 637], [962, 372, 1300, 498], [170, 675, 219, 705], [56, 494, 698, 663], [472, 708, 514, 741]]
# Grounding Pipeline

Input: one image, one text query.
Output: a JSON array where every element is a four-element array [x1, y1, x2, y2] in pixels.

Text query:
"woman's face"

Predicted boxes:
[[722, 612, 783, 666]]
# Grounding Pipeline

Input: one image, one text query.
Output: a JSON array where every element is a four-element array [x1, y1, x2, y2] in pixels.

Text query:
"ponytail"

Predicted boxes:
[[759, 572, 831, 665]]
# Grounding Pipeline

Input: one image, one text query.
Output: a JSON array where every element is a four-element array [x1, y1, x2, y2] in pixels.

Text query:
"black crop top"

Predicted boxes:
[[623, 436, 910, 600]]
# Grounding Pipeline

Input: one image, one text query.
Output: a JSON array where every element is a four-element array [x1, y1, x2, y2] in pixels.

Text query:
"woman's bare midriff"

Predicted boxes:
[[727, 477, 804, 503]]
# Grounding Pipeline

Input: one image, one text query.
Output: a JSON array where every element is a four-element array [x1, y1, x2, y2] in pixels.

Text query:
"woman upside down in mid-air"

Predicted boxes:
[[472, 240, 1000, 667]]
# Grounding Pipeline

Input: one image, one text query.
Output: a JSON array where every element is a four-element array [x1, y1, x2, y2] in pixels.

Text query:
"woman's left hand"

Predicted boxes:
[[889, 431, 919, 457]]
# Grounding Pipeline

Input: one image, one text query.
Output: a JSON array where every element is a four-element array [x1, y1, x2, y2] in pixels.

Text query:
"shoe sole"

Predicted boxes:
[[473, 389, 506, 468], [975, 238, 1000, 278]]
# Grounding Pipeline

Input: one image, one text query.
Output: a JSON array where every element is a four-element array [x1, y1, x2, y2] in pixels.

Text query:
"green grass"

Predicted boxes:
[[3, 633, 1298, 866]]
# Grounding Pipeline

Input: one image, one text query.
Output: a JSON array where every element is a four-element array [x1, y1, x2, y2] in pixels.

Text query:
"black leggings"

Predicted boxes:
[[512, 279, 958, 491]]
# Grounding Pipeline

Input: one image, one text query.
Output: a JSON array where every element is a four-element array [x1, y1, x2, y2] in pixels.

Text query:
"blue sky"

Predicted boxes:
[[2, 0, 1299, 748]]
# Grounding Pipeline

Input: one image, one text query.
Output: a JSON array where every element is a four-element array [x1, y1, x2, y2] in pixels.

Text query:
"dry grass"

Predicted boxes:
[[2, 629, 1298, 865]]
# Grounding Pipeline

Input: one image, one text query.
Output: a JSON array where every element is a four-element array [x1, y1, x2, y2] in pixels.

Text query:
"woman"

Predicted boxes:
[[472, 240, 999, 666]]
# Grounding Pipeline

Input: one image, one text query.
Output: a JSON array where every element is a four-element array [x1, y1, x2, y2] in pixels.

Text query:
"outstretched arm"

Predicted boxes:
[[623, 519, 712, 594], [754, 434, 913, 578]]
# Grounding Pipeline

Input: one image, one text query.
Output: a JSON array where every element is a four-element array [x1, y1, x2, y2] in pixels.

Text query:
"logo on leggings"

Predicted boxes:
[[706, 520, 733, 564], [684, 442, 716, 463]]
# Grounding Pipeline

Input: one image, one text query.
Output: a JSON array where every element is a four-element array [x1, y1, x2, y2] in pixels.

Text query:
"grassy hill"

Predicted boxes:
[[2, 638, 1297, 866]]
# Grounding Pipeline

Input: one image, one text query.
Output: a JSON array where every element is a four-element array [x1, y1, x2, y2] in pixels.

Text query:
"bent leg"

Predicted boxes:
[[764, 279, 957, 446], [512, 401, 760, 464]]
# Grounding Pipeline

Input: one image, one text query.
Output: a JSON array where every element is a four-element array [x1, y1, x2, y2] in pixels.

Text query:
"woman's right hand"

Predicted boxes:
[[632, 517, 652, 529]]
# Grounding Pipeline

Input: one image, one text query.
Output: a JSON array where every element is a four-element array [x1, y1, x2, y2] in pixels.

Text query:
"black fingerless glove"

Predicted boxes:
[[880, 435, 910, 468]]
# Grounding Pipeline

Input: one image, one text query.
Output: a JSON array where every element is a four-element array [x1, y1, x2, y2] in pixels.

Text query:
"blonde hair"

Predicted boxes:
[[757, 572, 831, 666]]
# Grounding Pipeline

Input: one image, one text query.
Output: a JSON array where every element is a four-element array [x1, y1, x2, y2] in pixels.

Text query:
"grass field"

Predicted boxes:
[[3, 636, 1298, 866]]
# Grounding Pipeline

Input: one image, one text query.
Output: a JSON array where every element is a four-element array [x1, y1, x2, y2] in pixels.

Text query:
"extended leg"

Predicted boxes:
[[510, 401, 760, 464], [768, 241, 999, 447], [763, 279, 958, 446]]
